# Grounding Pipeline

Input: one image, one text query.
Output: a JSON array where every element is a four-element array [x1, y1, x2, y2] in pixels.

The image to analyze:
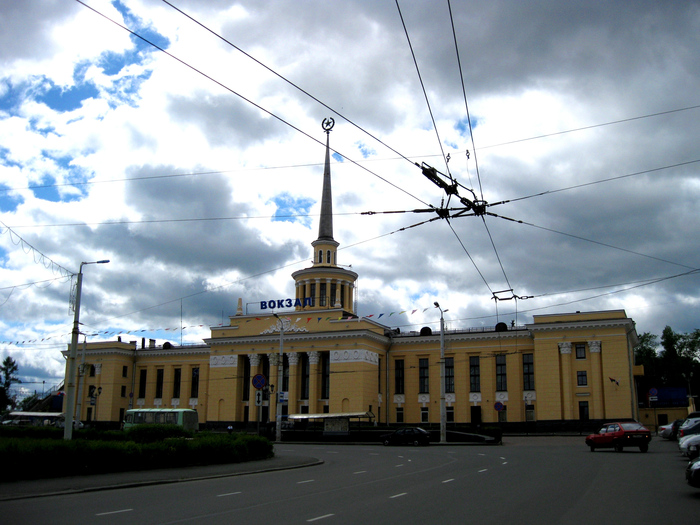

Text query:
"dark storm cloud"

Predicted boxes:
[[167, 93, 290, 148], [0, 0, 82, 64]]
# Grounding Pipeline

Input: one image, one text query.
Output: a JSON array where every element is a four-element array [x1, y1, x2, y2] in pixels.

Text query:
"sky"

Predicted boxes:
[[1, 0, 699, 396]]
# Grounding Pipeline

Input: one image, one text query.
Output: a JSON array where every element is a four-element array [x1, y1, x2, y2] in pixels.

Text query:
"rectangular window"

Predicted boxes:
[[119, 408, 125, 423], [576, 343, 586, 359], [309, 283, 316, 307], [283, 355, 289, 392], [378, 358, 382, 393], [320, 282, 327, 307], [243, 358, 250, 401], [173, 368, 181, 399], [395, 359, 404, 394], [330, 282, 337, 306], [421, 406, 429, 423], [446, 406, 454, 423], [120, 385, 126, 398], [155, 368, 164, 399], [122, 365, 128, 378], [577, 370, 588, 386], [525, 404, 536, 422], [419, 358, 429, 394], [445, 357, 454, 394], [523, 353, 535, 391], [301, 353, 310, 400], [190, 367, 200, 398], [321, 352, 330, 399], [396, 407, 404, 423], [498, 405, 508, 423], [138, 369, 147, 398], [496, 355, 507, 391], [470, 356, 480, 392], [579, 401, 589, 420]]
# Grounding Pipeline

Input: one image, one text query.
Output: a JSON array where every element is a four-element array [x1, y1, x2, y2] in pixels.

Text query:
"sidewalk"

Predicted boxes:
[[0, 454, 322, 501]]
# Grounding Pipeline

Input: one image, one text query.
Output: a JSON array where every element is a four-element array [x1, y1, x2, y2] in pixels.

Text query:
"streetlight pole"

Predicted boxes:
[[64, 260, 109, 440], [435, 302, 447, 444], [273, 313, 284, 442]]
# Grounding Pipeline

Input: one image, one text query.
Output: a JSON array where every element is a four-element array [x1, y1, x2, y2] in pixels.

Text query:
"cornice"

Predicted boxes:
[[206, 328, 389, 347], [291, 266, 358, 280], [391, 329, 532, 346], [526, 318, 635, 333]]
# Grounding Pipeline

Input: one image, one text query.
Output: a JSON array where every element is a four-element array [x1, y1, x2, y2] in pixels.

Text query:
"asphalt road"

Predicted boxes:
[[1, 436, 697, 524]]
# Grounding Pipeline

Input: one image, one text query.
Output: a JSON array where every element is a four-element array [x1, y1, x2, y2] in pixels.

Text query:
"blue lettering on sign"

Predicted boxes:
[[259, 298, 307, 310]]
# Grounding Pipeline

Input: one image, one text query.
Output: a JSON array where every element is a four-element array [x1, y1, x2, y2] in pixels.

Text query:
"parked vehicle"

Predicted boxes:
[[682, 435, 700, 460], [678, 417, 700, 439], [381, 427, 430, 446], [686, 457, 700, 488], [679, 433, 700, 456], [585, 421, 651, 452], [123, 409, 199, 431], [659, 419, 683, 440]]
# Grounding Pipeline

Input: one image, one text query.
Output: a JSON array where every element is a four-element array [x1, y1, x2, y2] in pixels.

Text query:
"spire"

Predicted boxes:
[[317, 118, 335, 241]]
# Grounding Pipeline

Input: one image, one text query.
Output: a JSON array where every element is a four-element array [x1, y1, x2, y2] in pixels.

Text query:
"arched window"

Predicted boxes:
[[318, 250, 323, 263], [327, 250, 331, 264]]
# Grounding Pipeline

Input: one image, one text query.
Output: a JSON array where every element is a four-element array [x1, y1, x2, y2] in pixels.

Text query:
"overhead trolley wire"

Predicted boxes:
[[74, 0, 430, 208], [447, 0, 484, 201]]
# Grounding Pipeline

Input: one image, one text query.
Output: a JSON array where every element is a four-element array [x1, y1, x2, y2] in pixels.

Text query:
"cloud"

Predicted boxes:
[[1, 0, 700, 389]]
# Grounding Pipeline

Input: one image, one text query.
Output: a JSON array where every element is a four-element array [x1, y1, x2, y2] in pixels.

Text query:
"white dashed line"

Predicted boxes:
[[96, 509, 133, 516], [217, 492, 241, 497], [307, 514, 335, 522], [390, 493, 408, 499], [297, 479, 315, 484]]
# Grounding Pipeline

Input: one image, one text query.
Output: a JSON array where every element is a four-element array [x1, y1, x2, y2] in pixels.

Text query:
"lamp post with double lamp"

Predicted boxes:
[[272, 313, 284, 442], [434, 302, 448, 444], [63, 260, 109, 440]]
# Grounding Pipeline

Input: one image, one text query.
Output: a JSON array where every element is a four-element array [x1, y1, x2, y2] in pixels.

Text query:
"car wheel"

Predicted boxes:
[[589, 445, 595, 452], [639, 444, 648, 453], [383, 439, 390, 446], [413, 440, 420, 446], [614, 443, 623, 453]]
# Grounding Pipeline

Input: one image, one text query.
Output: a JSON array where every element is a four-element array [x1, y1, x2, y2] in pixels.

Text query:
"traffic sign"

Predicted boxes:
[[252, 374, 266, 390], [255, 390, 263, 406], [649, 388, 658, 396], [494, 402, 504, 412]]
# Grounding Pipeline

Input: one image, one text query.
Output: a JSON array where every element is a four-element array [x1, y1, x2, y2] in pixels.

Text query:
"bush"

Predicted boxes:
[[0, 432, 273, 482], [125, 424, 193, 443]]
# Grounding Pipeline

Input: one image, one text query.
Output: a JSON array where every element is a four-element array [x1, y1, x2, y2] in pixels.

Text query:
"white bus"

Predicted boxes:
[[123, 408, 199, 431]]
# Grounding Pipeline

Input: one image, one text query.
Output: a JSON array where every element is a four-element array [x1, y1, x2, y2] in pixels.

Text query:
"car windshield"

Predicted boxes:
[[681, 418, 700, 428], [620, 422, 645, 431]]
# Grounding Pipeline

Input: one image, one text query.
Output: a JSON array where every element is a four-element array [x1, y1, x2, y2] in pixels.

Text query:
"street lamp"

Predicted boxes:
[[64, 260, 109, 440], [435, 301, 448, 444], [273, 312, 284, 442]]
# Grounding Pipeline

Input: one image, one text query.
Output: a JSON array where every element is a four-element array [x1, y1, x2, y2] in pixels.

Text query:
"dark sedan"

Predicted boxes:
[[381, 427, 430, 446], [585, 421, 651, 452], [686, 457, 700, 488]]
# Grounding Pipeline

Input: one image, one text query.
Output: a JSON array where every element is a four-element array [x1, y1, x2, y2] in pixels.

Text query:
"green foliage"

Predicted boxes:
[[0, 432, 273, 482]]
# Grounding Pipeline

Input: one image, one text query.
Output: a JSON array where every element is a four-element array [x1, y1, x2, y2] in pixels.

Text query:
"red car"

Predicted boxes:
[[585, 422, 651, 453]]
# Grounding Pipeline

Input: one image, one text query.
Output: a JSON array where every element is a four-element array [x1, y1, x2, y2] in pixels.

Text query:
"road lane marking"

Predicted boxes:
[[96, 509, 133, 516], [308, 514, 335, 522], [442, 479, 455, 483], [478, 469, 488, 473], [390, 493, 408, 499], [217, 492, 242, 497], [353, 470, 367, 474], [297, 479, 315, 484]]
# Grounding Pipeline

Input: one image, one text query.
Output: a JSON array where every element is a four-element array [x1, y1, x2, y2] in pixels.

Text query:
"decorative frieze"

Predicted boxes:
[[331, 349, 379, 365], [209, 354, 238, 368]]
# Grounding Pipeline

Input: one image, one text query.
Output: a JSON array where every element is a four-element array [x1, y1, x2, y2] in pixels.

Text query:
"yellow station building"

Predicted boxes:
[[64, 125, 643, 431]]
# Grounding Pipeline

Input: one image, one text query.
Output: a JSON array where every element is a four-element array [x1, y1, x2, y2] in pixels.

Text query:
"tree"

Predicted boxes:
[[0, 356, 19, 413]]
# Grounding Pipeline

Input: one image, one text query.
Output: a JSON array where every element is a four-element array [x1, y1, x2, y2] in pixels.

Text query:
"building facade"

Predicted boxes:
[[64, 123, 643, 430]]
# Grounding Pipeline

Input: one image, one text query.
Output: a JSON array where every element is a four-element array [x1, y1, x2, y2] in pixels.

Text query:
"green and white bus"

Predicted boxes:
[[123, 408, 199, 431]]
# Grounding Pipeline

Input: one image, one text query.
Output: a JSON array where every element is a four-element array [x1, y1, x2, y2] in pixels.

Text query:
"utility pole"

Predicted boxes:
[[435, 302, 447, 444], [64, 260, 109, 440]]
